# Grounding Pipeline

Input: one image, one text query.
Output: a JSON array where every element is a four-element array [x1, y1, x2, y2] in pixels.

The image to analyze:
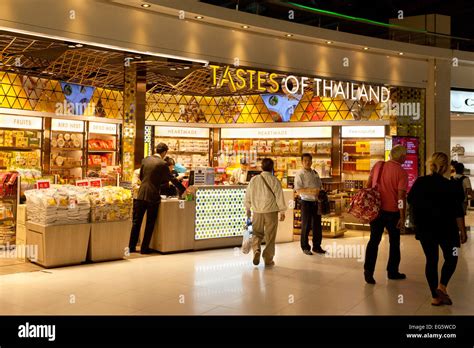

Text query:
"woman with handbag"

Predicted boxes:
[[408, 152, 468, 306]]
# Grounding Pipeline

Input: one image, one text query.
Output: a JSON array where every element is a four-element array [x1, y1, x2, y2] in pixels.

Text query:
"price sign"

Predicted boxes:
[[36, 180, 50, 189], [75, 180, 90, 187], [89, 179, 102, 187]]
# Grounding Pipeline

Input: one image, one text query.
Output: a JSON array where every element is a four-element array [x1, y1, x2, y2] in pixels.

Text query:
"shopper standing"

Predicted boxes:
[[408, 152, 468, 306], [451, 162, 472, 216], [294, 153, 326, 255], [129, 143, 185, 254], [245, 158, 287, 266], [363, 145, 408, 284], [230, 158, 249, 184]]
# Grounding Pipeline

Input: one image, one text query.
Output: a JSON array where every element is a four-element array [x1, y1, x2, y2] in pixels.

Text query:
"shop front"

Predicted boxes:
[[0, 31, 426, 267]]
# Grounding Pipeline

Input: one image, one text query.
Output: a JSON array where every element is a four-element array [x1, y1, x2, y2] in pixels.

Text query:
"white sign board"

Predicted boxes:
[[89, 122, 117, 135], [221, 127, 332, 139], [451, 90, 474, 113], [341, 126, 385, 138], [52, 119, 84, 133], [0, 115, 42, 130], [155, 126, 210, 138]]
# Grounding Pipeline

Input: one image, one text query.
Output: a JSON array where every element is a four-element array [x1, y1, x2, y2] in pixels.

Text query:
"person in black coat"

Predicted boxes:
[[160, 157, 185, 197], [408, 152, 468, 306], [128, 143, 186, 254]]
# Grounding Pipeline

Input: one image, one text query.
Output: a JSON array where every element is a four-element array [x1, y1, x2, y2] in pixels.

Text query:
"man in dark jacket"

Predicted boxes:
[[129, 143, 185, 254]]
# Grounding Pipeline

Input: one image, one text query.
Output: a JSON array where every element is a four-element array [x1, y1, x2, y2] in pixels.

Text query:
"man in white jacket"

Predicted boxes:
[[245, 158, 288, 267]]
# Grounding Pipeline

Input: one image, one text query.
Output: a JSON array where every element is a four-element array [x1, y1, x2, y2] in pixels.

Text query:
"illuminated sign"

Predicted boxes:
[[155, 126, 209, 138], [341, 126, 385, 138], [89, 122, 117, 135], [0, 115, 42, 130], [221, 127, 331, 139], [51, 119, 84, 133], [210, 65, 390, 103], [451, 90, 474, 113]]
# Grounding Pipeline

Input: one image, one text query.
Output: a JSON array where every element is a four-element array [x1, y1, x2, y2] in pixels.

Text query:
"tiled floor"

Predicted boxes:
[[0, 215, 472, 315]]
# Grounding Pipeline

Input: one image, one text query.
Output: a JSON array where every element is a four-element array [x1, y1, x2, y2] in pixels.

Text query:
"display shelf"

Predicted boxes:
[[50, 166, 85, 170], [167, 151, 208, 154], [343, 154, 384, 157], [51, 147, 82, 151], [0, 217, 15, 222], [88, 150, 117, 153], [0, 147, 40, 152]]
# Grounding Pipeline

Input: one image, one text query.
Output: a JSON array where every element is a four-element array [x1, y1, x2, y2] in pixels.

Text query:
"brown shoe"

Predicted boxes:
[[253, 251, 261, 266], [436, 289, 453, 305]]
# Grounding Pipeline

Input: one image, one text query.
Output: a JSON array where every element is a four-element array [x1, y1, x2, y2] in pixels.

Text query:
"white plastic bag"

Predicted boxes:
[[241, 219, 252, 254]]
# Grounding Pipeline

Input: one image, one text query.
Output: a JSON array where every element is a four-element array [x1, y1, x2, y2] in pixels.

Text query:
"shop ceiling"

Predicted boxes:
[[0, 30, 314, 97]]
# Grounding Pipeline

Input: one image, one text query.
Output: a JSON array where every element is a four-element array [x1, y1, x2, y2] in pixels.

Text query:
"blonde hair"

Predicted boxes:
[[428, 152, 449, 175], [390, 145, 407, 161]]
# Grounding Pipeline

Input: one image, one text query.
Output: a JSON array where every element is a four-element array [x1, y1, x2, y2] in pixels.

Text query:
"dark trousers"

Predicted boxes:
[[364, 211, 401, 275], [129, 199, 159, 252], [420, 238, 459, 298], [300, 200, 322, 251]]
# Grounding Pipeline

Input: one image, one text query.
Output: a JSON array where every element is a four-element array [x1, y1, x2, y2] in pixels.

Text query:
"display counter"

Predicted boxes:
[[149, 185, 294, 253]]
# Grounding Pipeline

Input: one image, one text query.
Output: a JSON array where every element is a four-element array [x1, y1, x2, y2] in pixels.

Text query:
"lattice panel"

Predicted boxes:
[[0, 72, 123, 118], [195, 188, 247, 240]]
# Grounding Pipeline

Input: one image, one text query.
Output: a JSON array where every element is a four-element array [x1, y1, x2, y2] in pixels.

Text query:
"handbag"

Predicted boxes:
[[347, 162, 384, 223], [318, 189, 331, 215]]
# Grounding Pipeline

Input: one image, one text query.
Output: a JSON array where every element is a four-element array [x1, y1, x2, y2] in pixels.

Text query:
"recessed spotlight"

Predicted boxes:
[[195, 16, 204, 19], [68, 44, 75, 48], [170, 67, 176, 71], [326, 41, 333, 44], [363, 47, 369, 50], [242, 25, 249, 29], [183, 66, 190, 70], [399, 52, 404, 55], [134, 56, 141, 59], [75, 43, 83, 48], [285, 34, 293, 37], [141, 3, 151, 8], [177, 67, 183, 70]]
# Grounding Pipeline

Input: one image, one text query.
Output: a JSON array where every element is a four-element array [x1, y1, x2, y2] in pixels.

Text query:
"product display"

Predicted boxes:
[[24, 185, 131, 225], [0, 130, 41, 149], [0, 171, 19, 245], [155, 137, 210, 169]]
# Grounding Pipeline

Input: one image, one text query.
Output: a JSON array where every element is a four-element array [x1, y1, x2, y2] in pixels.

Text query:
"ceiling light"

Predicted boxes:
[[68, 44, 75, 48], [195, 16, 204, 19], [399, 52, 404, 55], [170, 67, 176, 71], [177, 67, 183, 70], [141, 3, 151, 8], [326, 41, 333, 44], [134, 56, 141, 59], [183, 66, 190, 70], [285, 34, 293, 37], [363, 47, 369, 50], [75, 43, 83, 48], [242, 25, 249, 29]]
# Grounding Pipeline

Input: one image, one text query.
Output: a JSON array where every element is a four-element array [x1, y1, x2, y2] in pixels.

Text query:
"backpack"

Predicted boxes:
[[347, 162, 384, 223], [451, 175, 468, 201], [318, 189, 331, 215]]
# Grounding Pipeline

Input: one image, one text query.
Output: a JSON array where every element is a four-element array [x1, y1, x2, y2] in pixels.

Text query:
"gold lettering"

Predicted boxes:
[[257, 71, 266, 92], [247, 70, 256, 90], [268, 73, 279, 93], [210, 65, 220, 86], [235, 69, 247, 90], [221, 66, 237, 92]]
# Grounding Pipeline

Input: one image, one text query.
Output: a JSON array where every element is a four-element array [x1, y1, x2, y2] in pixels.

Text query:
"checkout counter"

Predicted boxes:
[[148, 185, 294, 253]]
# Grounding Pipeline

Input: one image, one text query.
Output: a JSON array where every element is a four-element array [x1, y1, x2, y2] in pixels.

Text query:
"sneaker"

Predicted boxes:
[[388, 272, 406, 280], [253, 251, 261, 266], [312, 247, 327, 254], [364, 270, 376, 284], [303, 249, 313, 256]]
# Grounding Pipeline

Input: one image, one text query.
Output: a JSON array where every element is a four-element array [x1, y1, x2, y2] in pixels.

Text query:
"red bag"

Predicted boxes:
[[347, 162, 384, 223]]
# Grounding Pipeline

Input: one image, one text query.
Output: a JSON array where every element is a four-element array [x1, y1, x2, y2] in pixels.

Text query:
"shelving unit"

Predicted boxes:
[[155, 137, 210, 169], [49, 119, 85, 184], [86, 122, 120, 186], [0, 124, 42, 171], [0, 171, 20, 246]]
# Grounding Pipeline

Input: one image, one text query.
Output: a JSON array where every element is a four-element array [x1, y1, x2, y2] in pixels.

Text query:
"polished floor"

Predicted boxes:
[[0, 220, 472, 316]]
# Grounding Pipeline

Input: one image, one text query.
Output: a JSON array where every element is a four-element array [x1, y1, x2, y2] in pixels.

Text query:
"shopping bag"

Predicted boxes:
[[241, 218, 252, 254]]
